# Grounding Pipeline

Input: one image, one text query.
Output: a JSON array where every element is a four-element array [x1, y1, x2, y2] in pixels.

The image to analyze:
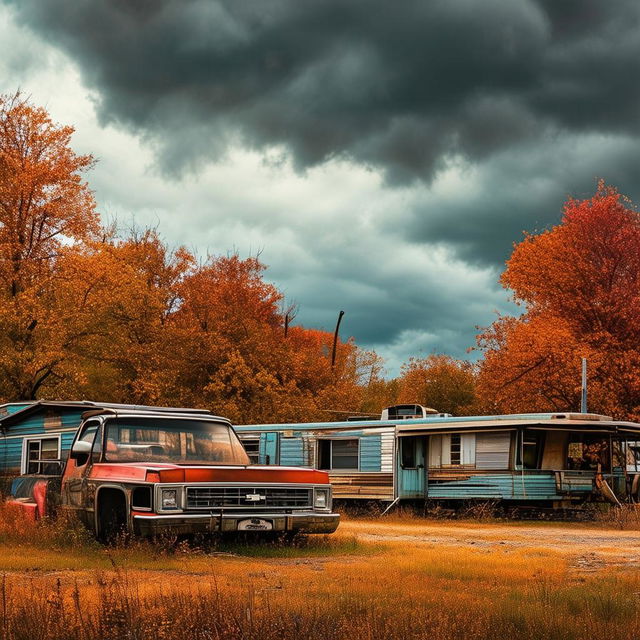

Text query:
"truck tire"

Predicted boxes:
[[97, 489, 128, 544]]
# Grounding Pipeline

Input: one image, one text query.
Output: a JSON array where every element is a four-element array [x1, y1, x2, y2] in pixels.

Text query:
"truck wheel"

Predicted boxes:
[[97, 489, 128, 544], [99, 506, 127, 544]]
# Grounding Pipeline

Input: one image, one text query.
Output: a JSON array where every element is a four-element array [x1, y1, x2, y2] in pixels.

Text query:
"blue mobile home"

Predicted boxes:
[[235, 406, 640, 506], [236, 420, 397, 500], [0, 400, 211, 481], [0, 401, 99, 479]]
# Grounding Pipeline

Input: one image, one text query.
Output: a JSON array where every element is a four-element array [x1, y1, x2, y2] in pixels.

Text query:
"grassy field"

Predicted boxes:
[[1, 504, 640, 640]]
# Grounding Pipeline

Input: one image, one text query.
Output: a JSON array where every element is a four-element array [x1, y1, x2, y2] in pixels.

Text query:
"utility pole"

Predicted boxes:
[[331, 310, 345, 368], [581, 357, 588, 414]]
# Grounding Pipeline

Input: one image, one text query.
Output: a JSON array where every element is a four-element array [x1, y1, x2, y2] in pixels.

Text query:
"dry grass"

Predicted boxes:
[[590, 504, 640, 530], [2, 541, 640, 640], [2, 503, 640, 639], [341, 500, 640, 531]]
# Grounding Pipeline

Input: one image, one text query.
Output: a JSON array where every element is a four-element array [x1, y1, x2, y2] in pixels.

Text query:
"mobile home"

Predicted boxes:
[[235, 406, 640, 506]]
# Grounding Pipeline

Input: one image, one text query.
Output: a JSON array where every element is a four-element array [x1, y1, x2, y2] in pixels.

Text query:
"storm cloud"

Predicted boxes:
[[2, 0, 639, 370], [7, 0, 640, 265]]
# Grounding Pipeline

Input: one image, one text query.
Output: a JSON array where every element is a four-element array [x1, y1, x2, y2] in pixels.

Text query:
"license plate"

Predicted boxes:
[[237, 518, 273, 531]]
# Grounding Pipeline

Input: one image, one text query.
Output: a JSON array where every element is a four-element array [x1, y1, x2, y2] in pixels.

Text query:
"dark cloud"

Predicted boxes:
[[8, 1, 639, 163], [5, 0, 640, 271], [405, 134, 640, 265]]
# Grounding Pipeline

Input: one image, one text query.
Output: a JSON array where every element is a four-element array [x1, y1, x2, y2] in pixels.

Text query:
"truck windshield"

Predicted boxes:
[[104, 418, 250, 465]]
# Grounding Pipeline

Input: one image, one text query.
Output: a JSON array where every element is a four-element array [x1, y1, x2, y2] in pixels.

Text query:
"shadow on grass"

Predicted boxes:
[[106, 531, 377, 562], [0, 502, 376, 567]]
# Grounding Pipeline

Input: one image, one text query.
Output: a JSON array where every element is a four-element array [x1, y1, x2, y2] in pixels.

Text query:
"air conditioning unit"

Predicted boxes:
[[381, 404, 444, 420]]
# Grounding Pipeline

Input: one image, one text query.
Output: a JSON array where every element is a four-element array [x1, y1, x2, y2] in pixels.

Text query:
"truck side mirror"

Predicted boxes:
[[70, 440, 92, 460]]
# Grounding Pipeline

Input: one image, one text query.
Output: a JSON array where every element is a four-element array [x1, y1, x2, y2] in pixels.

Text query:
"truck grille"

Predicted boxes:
[[186, 487, 313, 510]]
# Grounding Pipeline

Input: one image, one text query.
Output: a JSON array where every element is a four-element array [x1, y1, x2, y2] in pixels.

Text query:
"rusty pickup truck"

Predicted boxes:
[[0, 401, 339, 539]]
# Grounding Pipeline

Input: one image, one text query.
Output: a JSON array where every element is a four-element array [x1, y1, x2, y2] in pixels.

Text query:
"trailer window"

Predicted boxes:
[[23, 436, 61, 475], [520, 431, 544, 469], [450, 434, 462, 465], [318, 439, 359, 471], [429, 434, 476, 468], [240, 436, 260, 464]]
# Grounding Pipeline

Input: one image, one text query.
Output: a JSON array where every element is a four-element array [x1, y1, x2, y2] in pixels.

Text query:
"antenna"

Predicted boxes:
[[581, 357, 588, 413], [331, 310, 345, 368]]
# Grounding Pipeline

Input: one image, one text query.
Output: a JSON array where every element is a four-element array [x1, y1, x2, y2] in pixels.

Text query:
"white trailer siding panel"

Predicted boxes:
[[381, 430, 395, 473], [476, 433, 511, 469]]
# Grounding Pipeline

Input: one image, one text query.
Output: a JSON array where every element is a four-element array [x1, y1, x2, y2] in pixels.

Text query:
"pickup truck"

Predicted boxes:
[[3, 402, 339, 539]]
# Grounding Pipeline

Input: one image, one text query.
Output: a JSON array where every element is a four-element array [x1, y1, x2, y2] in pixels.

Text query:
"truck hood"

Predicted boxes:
[[89, 463, 330, 485]]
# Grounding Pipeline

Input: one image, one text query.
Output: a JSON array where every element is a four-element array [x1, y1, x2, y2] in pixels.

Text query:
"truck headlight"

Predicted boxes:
[[314, 488, 330, 509], [161, 489, 179, 510]]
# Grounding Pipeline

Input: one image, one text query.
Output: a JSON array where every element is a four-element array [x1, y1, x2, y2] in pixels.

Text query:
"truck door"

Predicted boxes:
[[63, 420, 101, 513], [398, 435, 427, 499]]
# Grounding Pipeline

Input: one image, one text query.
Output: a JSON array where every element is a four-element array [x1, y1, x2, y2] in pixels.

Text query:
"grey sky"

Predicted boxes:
[[2, 1, 639, 374]]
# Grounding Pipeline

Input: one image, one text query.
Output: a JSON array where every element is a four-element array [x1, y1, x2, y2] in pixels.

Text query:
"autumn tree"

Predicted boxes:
[[166, 256, 381, 423], [0, 93, 99, 398], [396, 354, 478, 415], [477, 183, 640, 419], [0, 93, 386, 420], [68, 230, 195, 403]]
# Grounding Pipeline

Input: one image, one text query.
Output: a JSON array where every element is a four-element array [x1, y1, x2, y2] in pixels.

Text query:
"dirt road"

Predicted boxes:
[[339, 518, 640, 570]]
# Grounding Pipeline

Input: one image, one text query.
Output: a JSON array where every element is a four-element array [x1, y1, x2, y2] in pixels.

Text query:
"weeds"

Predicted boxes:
[[0, 550, 639, 640], [0, 502, 97, 550], [2, 501, 640, 639], [592, 504, 640, 530]]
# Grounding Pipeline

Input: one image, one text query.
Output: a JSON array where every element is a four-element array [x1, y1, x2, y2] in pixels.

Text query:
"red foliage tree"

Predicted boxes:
[[477, 183, 640, 419]]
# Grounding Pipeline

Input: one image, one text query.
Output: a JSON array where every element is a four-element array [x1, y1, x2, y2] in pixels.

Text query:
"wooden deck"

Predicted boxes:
[[329, 472, 394, 500]]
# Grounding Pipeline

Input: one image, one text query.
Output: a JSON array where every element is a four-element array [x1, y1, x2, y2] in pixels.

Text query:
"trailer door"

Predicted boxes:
[[397, 435, 427, 498], [259, 432, 279, 465]]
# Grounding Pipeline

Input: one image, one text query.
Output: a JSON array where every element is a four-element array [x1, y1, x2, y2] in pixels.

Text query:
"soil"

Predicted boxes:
[[340, 519, 640, 571], [3, 519, 639, 584]]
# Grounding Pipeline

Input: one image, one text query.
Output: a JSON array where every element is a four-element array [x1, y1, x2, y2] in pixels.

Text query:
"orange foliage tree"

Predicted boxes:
[[396, 355, 478, 416], [477, 183, 640, 419], [0, 93, 99, 398], [0, 92, 397, 421], [166, 257, 386, 423]]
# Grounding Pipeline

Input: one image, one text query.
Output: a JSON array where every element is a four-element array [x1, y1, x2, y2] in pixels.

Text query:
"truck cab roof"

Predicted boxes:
[[0, 400, 229, 430]]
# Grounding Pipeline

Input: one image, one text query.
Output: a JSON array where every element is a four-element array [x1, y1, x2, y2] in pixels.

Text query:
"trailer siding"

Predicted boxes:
[[0, 408, 86, 476], [330, 472, 394, 500], [279, 436, 306, 467], [0, 437, 23, 474], [1, 409, 85, 437], [359, 435, 382, 472], [475, 433, 511, 470], [426, 471, 596, 500], [1, 404, 32, 416], [381, 431, 394, 472]]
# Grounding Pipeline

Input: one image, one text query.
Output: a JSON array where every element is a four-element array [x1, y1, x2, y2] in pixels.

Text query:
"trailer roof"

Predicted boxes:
[[394, 416, 640, 435], [0, 400, 225, 430], [234, 411, 640, 435]]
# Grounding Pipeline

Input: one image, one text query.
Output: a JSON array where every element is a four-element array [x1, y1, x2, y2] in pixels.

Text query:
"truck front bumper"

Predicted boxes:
[[132, 511, 340, 536]]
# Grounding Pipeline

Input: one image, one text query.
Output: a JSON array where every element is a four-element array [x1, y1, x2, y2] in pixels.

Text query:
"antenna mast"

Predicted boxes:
[[581, 357, 588, 413]]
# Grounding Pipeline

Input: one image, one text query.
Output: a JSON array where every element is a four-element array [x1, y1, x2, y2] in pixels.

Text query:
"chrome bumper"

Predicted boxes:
[[132, 512, 340, 536]]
